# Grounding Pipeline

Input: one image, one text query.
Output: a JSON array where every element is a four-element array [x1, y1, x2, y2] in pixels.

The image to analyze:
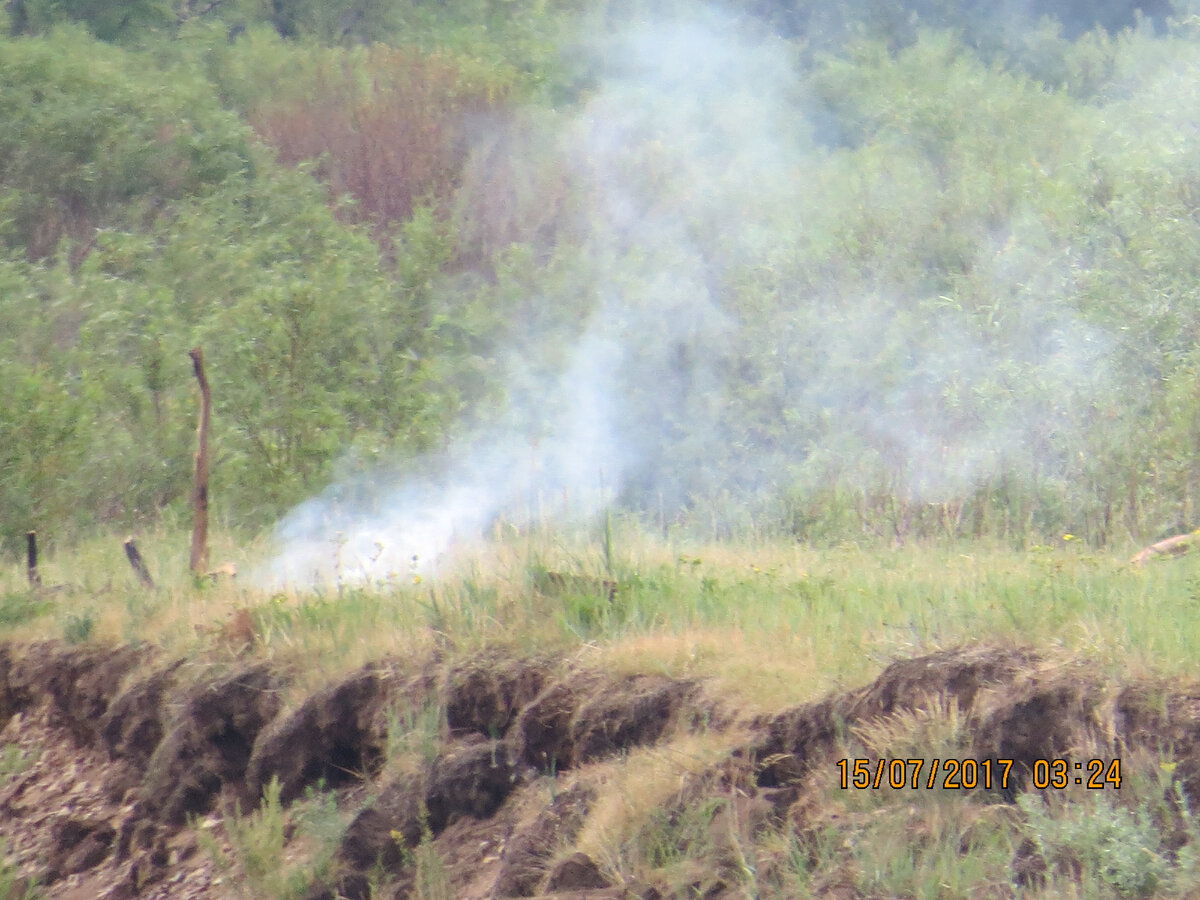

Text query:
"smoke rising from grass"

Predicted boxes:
[[262, 6, 1116, 585]]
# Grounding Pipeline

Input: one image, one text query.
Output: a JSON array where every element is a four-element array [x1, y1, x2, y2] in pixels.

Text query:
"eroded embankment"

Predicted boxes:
[[3, 639, 1200, 899]]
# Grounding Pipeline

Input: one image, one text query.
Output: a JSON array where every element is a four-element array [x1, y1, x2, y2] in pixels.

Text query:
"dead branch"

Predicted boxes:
[[123, 537, 155, 588], [189, 347, 211, 576], [1130, 530, 1200, 566], [24, 530, 79, 595]]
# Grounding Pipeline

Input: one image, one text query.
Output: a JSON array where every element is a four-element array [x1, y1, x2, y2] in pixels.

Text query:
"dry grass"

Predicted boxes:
[[571, 731, 746, 883]]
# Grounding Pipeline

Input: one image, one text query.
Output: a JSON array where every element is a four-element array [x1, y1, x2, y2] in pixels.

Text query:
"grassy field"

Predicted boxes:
[[5, 525, 1200, 898], [2, 525, 1195, 702]]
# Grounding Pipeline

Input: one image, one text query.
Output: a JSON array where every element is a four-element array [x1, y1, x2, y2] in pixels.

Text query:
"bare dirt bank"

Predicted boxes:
[[3, 639, 1200, 899]]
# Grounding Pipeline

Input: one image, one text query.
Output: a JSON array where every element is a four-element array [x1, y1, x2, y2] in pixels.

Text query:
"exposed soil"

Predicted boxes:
[[3, 639, 1200, 898]]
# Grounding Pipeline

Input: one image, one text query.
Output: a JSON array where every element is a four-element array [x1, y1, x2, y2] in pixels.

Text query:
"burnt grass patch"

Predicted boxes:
[[5, 639, 1200, 897]]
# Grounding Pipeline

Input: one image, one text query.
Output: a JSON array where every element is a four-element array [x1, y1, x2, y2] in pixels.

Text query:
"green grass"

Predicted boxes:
[[0, 742, 39, 786], [198, 777, 347, 900], [0, 847, 42, 900], [0, 592, 51, 628]]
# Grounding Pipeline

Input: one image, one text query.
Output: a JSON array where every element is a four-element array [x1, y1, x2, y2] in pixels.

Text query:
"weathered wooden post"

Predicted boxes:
[[124, 536, 155, 588], [26, 530, 41, 588], [189, 347, 211, 576]]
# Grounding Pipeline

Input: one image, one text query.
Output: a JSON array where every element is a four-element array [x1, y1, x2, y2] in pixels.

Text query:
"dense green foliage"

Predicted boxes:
[[7, 0, 1200, 554]]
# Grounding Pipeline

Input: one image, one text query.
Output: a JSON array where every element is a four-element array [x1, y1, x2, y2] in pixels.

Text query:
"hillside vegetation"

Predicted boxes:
[[6, 0, 1200, 555]]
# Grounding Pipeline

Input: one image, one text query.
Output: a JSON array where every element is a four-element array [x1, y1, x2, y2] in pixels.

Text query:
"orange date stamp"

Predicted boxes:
[[836, 758, 1122, 791]]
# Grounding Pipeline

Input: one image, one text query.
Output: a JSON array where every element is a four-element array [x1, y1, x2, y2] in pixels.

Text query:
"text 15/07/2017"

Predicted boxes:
[[836, 758, 1122, 791]]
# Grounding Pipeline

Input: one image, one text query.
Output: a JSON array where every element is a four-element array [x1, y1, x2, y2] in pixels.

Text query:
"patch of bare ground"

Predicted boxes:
[[4, 639, 1200, 898]]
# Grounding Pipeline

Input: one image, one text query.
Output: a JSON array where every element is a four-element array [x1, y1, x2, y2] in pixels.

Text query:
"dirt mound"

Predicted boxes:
[[101, 659, 184, 769], [1117, 680, 1200, 807], [492, 784, 595, 897], [752, 645, 1039, 788], [426, 738, 522, 829], [44, 817, 117, 883], [512, 670, 700, 772], [6, 638, 1200, 898], [544, 852, 611, 890], [972, 667, 1110, 783], [0, 643, 33, 726], [246, 662, 393, 805], [337, 771, 424, 868], [142, 663, 283, 824], [319, 739, 524, 899], [326, 738, 545, 896], [3, 642, 148, 745], [445, 654, 551, 739]]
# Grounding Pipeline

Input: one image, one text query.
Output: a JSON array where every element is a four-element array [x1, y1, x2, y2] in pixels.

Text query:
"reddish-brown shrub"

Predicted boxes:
[[249, 46, 513, 243]]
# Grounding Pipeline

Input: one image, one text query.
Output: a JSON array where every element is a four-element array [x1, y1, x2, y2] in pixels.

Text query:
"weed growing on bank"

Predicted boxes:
[[198, 777, 346, 900]]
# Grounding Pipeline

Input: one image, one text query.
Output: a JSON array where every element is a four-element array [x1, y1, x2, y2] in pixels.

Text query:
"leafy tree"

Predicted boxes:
[[0, 28, 250, 259]]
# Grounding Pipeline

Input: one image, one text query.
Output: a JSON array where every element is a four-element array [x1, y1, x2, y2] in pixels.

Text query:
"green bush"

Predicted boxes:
[[0, 28, 249, 258], [1018, 792, 1172, 898]]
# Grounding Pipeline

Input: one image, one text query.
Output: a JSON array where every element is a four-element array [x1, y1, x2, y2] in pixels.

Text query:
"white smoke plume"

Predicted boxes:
[[261, 324, 632, 586], [261, 8, 799, 586], [261, 5, 1116, 586]]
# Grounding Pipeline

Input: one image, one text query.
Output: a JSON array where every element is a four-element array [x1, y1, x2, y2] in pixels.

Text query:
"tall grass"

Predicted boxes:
[[1, 525, 1197, 704]]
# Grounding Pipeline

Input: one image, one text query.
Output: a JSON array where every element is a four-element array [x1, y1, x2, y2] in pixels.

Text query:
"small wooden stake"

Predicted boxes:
[[189, 347, 211, 576], [124, 537, 155, 588], [26, 531, 41, 588]]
